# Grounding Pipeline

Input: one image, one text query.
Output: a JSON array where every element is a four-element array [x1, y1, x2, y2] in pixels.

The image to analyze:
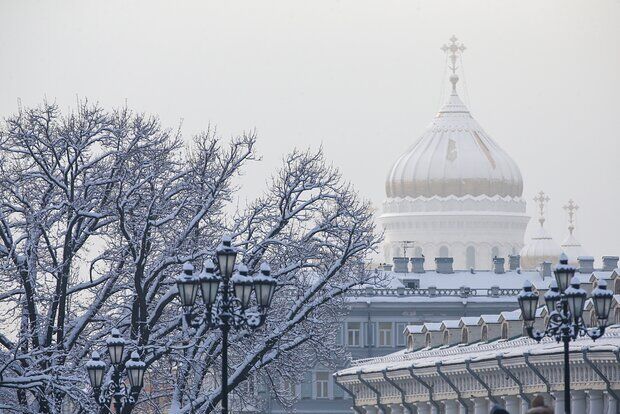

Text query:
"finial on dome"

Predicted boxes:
[[563, 199, 579, 236], [534, 190, 550, 227], [441, 35, 466, 92]]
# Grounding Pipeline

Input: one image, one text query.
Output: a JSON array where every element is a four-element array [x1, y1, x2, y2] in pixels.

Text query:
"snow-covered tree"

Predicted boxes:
[[0, 101, 380, 413]]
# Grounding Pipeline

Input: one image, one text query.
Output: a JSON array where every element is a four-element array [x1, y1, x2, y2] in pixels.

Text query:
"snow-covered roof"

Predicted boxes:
[[337, 325, 620, 376], [441, 320, 461, 329], [480, 314, 501, 324], [459, 317, 481, 327], [405, 325, 424, 334], [423, 322, 443, 332], [394, 268, 541, 290], [500, 309, 521, 321]]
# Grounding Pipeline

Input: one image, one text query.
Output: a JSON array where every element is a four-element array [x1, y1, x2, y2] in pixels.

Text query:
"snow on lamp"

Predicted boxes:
[[518, 280, 539, 322], [592, 279, 614, 323], [216, 235, 237, 280], [254, 262, 276, 308], [544, 280, 561, 312], [125, 351, 146, 388], [199, 258, 220, 307], [564, 276, 587, 320], [554, 253, 576, 293], [106, 328, 126, 366], [86, 351, 106, 389], [176, 262, 199, 307], [231, 264, 253, 308]]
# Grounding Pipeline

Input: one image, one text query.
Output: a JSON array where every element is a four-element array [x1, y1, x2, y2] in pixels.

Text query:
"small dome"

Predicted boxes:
[[561, 234, 588, 265], [386, 91, 523, 199], [520, 226, 563, 269]]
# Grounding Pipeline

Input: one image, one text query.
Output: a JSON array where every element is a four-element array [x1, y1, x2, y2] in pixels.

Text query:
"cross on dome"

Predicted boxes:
[[441, 35, 466, 91], [563, 199, 579, 235], [534, 190, 550, 227]]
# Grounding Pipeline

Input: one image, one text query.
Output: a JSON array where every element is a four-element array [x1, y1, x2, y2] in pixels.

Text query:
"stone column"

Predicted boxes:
[[571, 390, 586, 413], [389, 404, 404, 414], [364, 406, 378, 414], [607, 394, 618, 414], [521, 397, 530, 414], [444, 400, 458, 414], [473, 398, 488, 414], [504, 396, 521, 414], [589, 390, 604, 414], [416, 402, 430, 414], [552, 392, 565, 414]]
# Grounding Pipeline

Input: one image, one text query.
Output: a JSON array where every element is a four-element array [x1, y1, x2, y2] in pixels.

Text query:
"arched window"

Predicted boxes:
[[491, 246, 500, 260], [481, 325, 488, 341], [501, 323, 508, 339], [414, 246, 423, 258], [439, 246, 449, 258], [466, 246, 476, 270], [443, 330, 449, 345], [407, 336, 414, 351], [615, 308, 620, 325], [615, 280, 620, 295], [461, 328, 469, 343], [425, 333, 432, 347]]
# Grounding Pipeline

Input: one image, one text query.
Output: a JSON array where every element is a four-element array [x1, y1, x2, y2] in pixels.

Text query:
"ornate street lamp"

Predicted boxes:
[[518, 253, 613, 414], [176, 235, 277, 414], [86, 330, 146, 413]]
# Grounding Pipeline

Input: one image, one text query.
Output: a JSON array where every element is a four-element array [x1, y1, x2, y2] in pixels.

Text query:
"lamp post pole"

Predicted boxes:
[[175, 235, 277, 414], [518, 253, 614, 414]]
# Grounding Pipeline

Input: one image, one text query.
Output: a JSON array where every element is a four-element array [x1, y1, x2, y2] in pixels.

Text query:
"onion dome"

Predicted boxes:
[[560, 199, 588, 264], [385, 37, 523, 199], [520, 191, 562, 269]]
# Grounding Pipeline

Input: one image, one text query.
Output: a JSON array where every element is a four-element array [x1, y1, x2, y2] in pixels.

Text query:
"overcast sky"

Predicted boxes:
[[1, 0, 619, 262]]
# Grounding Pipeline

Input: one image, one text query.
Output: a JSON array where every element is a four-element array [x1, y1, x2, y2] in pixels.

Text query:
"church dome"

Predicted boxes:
[[386, 82, 523, 199], [520, 191, 562, 269]]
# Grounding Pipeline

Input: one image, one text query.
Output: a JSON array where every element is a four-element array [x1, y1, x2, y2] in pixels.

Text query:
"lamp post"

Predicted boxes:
[[175, 235, 277, 414], [518, 253, 613, 414], [85, 329, 146, 413]]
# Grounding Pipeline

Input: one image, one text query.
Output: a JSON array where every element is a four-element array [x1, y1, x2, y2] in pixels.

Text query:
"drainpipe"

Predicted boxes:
[[523, 352, 554, 399], [583, 348, 620, 407], [464, 359, 500, 405], [497, 354, 531, 405], [382, 369, 415, 414], [436, 362, 470, 414], [333, 373, 366, 414], [358, 371, 389, 414], [408, 365, 441, 413]]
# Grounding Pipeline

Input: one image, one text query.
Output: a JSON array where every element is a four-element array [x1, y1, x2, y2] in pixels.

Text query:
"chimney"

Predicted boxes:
[[411, 257, 425, 274], [393, 257, 409, 273], [493, 257, 505, 274], [540, 261, 552, 279], [577, 256, 595, 274], [602, 256, 619, 271], [435, 257, 454, 274], [508, 255, 521, 271]]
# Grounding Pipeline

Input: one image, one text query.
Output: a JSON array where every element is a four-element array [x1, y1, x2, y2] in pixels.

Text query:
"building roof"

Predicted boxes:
[[337, 325, 620, 376]]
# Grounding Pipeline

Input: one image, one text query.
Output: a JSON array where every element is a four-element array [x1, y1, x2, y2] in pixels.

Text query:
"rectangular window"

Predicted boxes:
[[315, 371, 329, 399], [396, 322, 407, 347], [347, 322, 361, 347], [378, 322, 393, 347]]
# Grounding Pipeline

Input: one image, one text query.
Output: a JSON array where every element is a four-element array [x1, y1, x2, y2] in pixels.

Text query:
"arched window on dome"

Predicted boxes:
[[443, 330, 449, 345], [414, 246, 423, 258], [439, 246, 449, 258], [466, 246, 476, 270], [425, 333, 431, 348], [461, 328, 469, 344], [407, 336, 414, 351], [481, 325, 488, 341], [491, 246, 500, 259], [501, 323, 508, 339]]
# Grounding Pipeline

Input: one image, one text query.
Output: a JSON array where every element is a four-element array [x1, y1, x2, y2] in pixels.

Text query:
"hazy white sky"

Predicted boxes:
[[1, 0, 619, 262]]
